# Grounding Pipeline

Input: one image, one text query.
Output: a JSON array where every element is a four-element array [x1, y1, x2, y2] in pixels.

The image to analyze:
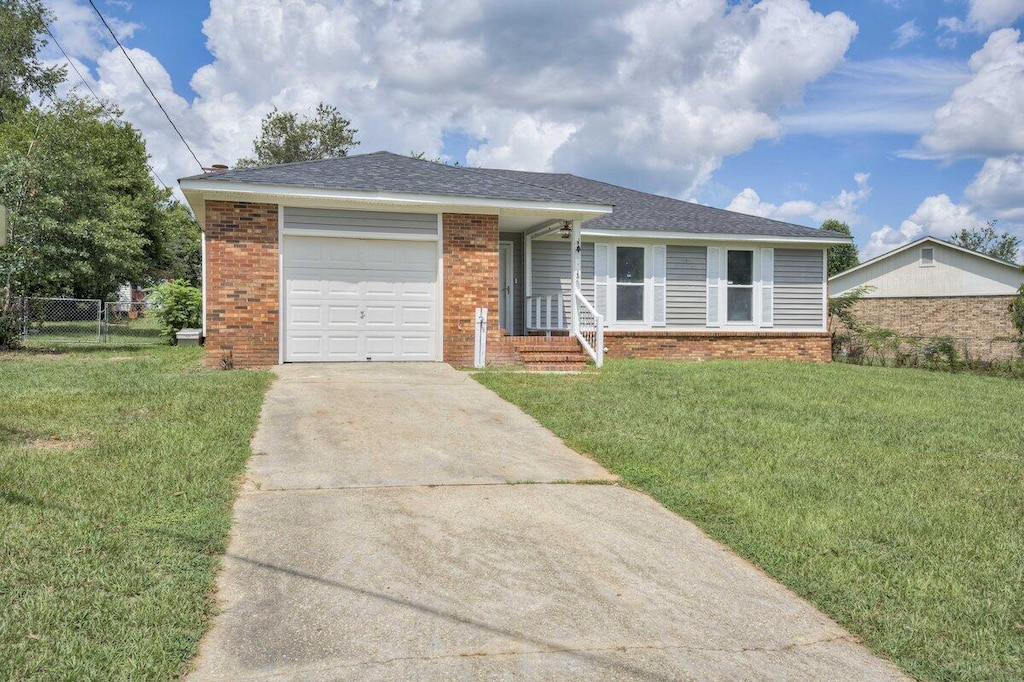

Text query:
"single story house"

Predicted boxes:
[[179, 151, 850, 369], [829, 236, 1024, 360]]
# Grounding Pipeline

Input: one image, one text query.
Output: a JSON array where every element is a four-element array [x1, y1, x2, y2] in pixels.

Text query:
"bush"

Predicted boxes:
[[923, 336, 959, 370], [0, 293, 23, 350], [147, 281, 201, 343]]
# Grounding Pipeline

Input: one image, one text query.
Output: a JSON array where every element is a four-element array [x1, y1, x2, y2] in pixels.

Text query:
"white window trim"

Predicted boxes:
[[604, 242, 653, 328], [920, 247, 936, 267]]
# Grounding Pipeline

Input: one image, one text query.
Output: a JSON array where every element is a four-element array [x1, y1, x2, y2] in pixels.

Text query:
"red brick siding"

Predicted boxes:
[[604, 330, 832, 362], [442, 213, 501, 366], [204, 200, 279, 368]]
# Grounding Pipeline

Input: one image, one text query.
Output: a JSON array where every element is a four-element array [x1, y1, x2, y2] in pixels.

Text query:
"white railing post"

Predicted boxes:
[[474, 307, 487, 368], [570, 220, 581, 336]]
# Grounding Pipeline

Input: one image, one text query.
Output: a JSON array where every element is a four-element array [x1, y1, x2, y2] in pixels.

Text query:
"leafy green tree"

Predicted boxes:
[[156, 200, 201, 286], [235, 103, 358, 168], [0, 0, 65, 122], [951, 221, 1020, 263], [821, 219, 859, 276], [0, 97, 169, 300]]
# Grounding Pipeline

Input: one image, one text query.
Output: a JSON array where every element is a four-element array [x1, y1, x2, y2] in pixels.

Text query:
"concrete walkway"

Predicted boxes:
[[188, 364, 909, 682]]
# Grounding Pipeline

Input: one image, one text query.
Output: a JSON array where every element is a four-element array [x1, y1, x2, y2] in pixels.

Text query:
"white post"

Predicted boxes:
[[474, 307, 488, 368], [570, 219, 582, 336]]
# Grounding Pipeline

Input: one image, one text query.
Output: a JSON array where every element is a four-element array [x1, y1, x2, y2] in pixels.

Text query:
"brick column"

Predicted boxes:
[[204, 201, 279, 368], [442, 213, 500, 366]]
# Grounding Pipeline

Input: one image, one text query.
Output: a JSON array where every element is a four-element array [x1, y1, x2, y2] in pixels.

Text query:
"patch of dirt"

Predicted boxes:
[[29, 437, 91, 452], [108, 356, 133, 362], [0, 349, 65, 361]]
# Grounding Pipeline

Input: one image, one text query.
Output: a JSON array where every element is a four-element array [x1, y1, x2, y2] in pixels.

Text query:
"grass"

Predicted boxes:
[[476, 360, 1024, 682], [0, 345, 272, 681]]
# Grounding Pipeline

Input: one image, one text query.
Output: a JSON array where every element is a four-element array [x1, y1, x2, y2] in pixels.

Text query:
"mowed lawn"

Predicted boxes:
[[0, 347, 271, 680], [476, 360, 1024, 682]]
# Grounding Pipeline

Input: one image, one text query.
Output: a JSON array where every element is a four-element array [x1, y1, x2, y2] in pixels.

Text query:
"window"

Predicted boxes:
[[920, 247, 934, 266], [616, 246, 645, 321], [726, 250, 754, 322]]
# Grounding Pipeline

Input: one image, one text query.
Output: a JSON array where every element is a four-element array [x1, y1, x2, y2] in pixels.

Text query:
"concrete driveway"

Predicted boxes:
[[188, 364, 909, 682]]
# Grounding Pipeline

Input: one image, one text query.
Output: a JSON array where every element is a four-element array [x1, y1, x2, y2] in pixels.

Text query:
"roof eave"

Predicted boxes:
[[580, 228, 852, 245], [829, 235, 1022, 281], [179, 178, 613, 226]]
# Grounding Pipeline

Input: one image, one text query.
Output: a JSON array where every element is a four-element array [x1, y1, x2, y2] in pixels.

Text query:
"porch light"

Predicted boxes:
[[559, 220, 572, 238]]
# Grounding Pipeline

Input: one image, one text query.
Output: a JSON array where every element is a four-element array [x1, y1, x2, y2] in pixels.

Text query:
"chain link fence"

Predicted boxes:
[[18, 297, 166, 346]]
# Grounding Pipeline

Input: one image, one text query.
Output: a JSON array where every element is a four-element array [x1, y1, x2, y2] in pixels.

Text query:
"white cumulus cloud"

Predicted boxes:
[[42, 0, 858, 199], [863, 194, 982, 258], [892, 20, 923, 49], [941, 0, 1024, 33], [965, 154, 1024, 220], [726, 173, 871, 226], [920, 28, 1024, 158]]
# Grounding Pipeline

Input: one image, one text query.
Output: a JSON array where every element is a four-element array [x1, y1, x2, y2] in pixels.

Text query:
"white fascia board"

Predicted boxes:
[[580, 228, 851, 246], [177, 179, 613, 219], [830, 235, 1022, 282]]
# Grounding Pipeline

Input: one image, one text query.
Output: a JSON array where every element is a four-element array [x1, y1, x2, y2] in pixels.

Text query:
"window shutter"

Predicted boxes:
[[706, 246, 720, 327], [594, 243, 609, 319], [760, 247, 774, 327], [652, 244, 667, 327]]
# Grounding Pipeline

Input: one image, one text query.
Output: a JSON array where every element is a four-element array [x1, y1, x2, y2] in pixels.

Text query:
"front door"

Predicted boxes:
[[498, 241, 514, 334]]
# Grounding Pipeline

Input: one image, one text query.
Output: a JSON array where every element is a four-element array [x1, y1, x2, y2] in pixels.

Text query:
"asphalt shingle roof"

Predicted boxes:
[[181, 151, 847, 240], [180, 151, 597, 205]]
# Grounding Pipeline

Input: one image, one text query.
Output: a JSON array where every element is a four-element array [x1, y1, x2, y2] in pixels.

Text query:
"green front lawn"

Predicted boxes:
[[0, 347, 271, 680], [477, 361, 1024, 682]]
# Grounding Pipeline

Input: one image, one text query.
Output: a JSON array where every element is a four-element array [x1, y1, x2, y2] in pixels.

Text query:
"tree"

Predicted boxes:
[[155, 200, 202, 286], [821, 219, 859, 276], [235, 103, 358, 168], [0, 97, 170, 300], [0, 0, 66, 122], [951, 221, 1020, 263]]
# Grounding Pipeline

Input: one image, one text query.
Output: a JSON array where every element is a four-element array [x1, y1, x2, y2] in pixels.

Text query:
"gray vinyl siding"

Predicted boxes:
[[283, 207, 437, 236], [529, 240, 594, 323], [774, 248, 825, 328], [666, 246, 706, 327]]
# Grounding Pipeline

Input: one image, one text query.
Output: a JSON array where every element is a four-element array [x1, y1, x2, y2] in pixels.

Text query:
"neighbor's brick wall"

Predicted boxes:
[[850, 296, 1018, 360], [604, 331, 832, 362], [204, 200, 279, 368], [443, 213, 502, 366]]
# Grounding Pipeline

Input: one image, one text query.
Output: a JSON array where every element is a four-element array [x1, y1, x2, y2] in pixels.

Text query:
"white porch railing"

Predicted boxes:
[[572, 288, 604, 367], [526, 294, 567, 332]]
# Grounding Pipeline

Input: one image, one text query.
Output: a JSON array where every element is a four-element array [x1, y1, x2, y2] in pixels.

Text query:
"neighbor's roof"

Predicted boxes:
[[830, 235, 1022, 281], [181, 151, 848, 241]]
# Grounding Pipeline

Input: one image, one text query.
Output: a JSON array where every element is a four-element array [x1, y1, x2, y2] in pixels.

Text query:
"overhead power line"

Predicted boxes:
[[87, 0, 205, 172], [39, 20, 171, 191]]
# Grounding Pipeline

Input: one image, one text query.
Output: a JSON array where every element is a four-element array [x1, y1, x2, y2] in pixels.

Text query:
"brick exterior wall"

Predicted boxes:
[[850, 296, 1018, 360], [204, 200, 279, 368], [604, 331, 832, 362], [442, 213, 502, 366]]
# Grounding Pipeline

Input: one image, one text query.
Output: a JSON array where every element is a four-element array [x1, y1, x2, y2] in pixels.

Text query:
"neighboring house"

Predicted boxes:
[[179, 151, 849, 369], [830, 236, 1024, 360]]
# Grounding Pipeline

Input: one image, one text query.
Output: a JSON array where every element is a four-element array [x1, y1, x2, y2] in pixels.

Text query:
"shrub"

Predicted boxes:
[[147, 281, 201, 343], [0, 293, 23, 350], [923, 336, 959, 370], [1010, 284, 1024, 356]]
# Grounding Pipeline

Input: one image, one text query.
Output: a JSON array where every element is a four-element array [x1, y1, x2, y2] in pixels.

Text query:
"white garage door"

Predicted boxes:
[[283, 235, 438, 362]]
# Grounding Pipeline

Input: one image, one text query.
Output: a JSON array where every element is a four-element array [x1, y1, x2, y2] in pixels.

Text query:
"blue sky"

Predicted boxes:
[[45, 0, 1024, 259]]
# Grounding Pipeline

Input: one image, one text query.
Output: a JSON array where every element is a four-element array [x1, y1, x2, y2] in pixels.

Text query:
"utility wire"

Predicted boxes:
[[39, 20, 171, 191], [87, 0, 205, 172]]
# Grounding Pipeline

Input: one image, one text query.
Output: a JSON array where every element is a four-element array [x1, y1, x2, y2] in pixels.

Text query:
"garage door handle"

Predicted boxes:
[[359, 309, 366, 319]]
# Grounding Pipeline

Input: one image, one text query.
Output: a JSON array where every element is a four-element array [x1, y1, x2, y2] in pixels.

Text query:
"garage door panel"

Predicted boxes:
[[284, 234, 439, 362], [289, 305, 323, 326], [326, 305, 360, 326], [326, 336, 360, 360], [287, 336, 324, 360]]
